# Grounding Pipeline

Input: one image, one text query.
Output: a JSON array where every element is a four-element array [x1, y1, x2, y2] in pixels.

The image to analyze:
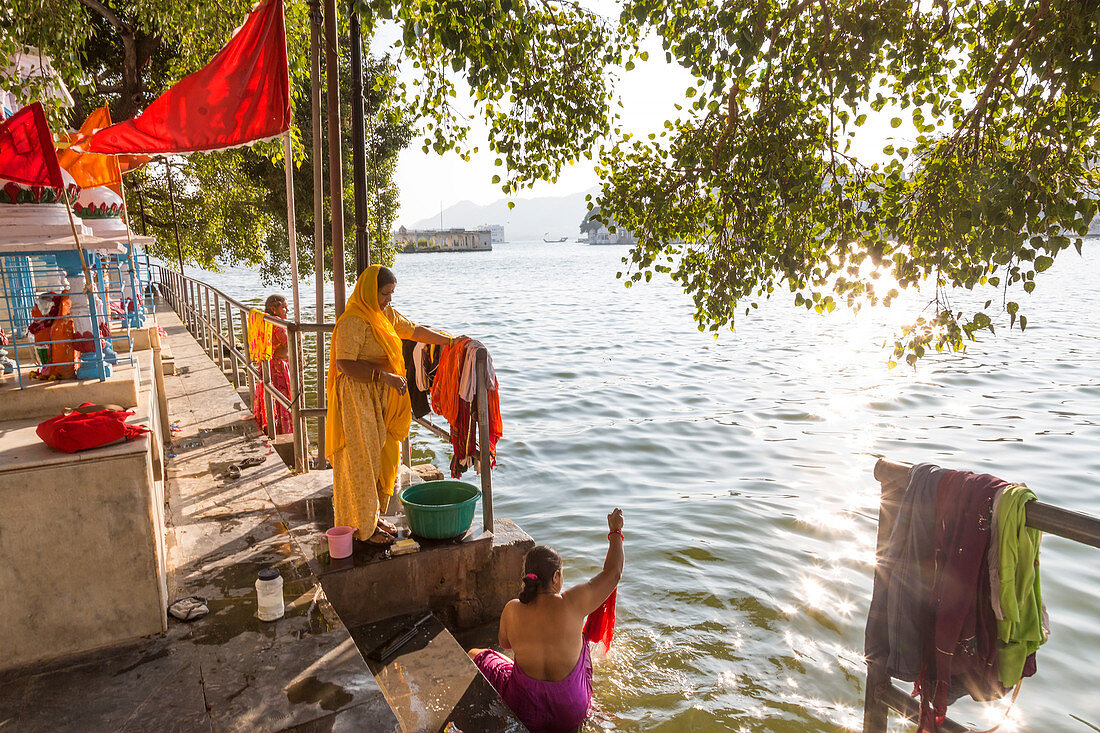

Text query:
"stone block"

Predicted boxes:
[[0, 438, 165, 670], [411, 463, 445, 482], [317, 519, 534, 632]]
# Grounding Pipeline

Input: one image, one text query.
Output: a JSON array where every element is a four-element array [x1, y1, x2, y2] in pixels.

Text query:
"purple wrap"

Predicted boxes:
[[475, 642, 593, 732]]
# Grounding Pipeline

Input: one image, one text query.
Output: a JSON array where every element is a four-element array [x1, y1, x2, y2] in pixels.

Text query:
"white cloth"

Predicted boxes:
[[413, 342, 430, 392]]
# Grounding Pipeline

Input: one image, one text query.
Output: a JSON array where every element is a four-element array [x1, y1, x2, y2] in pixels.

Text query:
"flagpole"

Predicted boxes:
[[283, 132, 301, 321], [349, 12, 370, 274], [165, 159, 185, 275], [324, 0, 346, 314], [309, 0, 327, 466], [117, 177, 143, 324]]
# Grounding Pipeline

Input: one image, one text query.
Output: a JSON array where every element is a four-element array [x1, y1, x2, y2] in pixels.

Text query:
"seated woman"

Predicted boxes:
[[469, 509, 625, 732]]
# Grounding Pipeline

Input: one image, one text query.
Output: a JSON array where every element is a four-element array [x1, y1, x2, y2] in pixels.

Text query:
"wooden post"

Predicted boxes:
[[863, 458, 910, 733], [475, 347, 494, 534], [287, 326, 305, 472]]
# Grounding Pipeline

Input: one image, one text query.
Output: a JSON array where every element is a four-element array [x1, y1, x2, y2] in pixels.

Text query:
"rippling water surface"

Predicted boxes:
[[194, 240, 1100, 732]]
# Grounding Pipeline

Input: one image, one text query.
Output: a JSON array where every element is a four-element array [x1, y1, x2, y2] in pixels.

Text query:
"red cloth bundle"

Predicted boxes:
[[583, 589, 618, 653], [36, 403, 149, 453]]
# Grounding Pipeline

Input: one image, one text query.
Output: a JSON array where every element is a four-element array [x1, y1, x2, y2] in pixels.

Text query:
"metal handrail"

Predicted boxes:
[[153, 264, 496, 529], [863, 458, 1100, 732]]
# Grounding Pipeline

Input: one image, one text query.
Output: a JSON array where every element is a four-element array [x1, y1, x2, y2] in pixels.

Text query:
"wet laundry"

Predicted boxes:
[[864, 465, 1047, 731]]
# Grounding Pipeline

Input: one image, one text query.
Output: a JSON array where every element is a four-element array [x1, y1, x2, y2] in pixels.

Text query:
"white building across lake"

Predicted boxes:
[[394, 227, 493, 253]]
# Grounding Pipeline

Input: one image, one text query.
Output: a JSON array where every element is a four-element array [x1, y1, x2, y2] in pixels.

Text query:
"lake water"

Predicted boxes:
[[192, 239, 1100, 732]]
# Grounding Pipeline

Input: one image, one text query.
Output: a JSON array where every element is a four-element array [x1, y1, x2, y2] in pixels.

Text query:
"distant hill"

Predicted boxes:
[[405, 188, 597, 241]]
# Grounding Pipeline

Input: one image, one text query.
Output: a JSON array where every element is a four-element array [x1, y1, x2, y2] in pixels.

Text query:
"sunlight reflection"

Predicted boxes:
[[799, 576, 829, 610]]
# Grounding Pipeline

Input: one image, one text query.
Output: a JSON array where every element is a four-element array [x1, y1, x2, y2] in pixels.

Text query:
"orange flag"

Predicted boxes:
[[57, 106, 150, 192]]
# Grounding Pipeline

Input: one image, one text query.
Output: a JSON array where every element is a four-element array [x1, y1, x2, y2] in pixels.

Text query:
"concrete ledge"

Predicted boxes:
[[0, 360, 140, 421]]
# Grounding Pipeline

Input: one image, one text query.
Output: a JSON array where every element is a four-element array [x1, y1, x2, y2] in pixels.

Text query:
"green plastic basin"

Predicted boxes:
[[398, 480, 481, 539]]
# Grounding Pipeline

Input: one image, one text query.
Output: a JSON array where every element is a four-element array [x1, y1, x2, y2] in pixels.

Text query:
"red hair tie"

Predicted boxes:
[[524, 573, 538, 581]]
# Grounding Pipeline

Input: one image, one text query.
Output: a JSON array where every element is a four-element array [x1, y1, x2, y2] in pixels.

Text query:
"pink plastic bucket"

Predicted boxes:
[[326, 525, 355, 559]]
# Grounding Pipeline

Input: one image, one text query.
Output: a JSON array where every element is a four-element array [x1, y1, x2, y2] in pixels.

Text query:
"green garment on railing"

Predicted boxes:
[[995, 483, 1046, 687]]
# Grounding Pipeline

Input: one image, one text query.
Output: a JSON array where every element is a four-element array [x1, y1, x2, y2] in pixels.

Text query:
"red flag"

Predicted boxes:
[[82, 0, 290, 155], [0, 102, 64, 191]]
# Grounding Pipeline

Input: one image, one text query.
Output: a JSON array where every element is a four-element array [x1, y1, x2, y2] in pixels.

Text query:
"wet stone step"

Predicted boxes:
[[349, 612, 527, 733]]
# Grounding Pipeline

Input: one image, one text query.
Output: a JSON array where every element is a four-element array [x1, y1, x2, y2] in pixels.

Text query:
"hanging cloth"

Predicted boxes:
[[583, 589, 618, 655], [248, 308, 273, 362], [325, 265, 412, 498]]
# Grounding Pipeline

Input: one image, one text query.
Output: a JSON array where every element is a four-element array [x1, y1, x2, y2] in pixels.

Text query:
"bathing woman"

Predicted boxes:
[[469, 509, 625, 732], [325, 265, 460, 544]]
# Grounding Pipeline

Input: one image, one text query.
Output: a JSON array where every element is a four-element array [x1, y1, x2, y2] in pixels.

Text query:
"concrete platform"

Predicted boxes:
[[0, 351, 166, 670], [0, 301, 399, 732]]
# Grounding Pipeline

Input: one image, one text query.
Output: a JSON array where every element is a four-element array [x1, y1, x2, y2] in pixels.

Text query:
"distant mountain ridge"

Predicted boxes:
[[405, 188, 597, 241]]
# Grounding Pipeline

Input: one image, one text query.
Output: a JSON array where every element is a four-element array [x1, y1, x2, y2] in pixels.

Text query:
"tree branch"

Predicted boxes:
[[78, 0, 129, 33]]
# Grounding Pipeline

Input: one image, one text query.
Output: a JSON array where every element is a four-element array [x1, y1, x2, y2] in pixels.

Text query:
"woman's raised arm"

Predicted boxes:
[[564, 509, 624, 616]]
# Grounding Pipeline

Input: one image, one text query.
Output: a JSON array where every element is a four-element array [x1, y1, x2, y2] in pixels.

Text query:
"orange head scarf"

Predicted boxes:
[[325, 266, 412, 494]]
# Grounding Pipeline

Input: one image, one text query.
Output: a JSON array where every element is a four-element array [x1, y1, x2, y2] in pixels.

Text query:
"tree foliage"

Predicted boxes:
[[8, 0, 1100, 358], [597, 0, 1100, 363], [3, 0, 409, 284], [355, 0, 636, 195]]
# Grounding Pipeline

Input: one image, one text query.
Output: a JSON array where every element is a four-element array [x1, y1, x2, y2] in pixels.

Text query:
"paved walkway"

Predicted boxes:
[[0, 301, 397, 732]]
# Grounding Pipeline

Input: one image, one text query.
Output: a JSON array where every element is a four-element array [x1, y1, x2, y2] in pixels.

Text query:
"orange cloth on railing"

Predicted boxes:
[[430, 338, 470, 427], [247, 308, 273, 362], [431, 338, 503, 477]]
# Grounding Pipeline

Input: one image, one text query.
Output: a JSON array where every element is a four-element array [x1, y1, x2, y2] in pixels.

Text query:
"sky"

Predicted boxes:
[[391, 35, 696, 226], [390, 32, 910, 227]]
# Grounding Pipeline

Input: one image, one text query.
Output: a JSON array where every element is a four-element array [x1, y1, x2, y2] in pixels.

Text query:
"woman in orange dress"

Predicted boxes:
[[252, 294, 293, 434]]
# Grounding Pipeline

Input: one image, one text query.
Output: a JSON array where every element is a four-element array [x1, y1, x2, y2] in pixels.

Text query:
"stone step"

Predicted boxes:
[[349, 612, 527, 733]]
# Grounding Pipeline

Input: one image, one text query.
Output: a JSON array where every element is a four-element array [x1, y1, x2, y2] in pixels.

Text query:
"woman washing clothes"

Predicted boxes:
[[326, 265, 462, 545], [469, 509, 625, 732], [252, 294, 293, 434]]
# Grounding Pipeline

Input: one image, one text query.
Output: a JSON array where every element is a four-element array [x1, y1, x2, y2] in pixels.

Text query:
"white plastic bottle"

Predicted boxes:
[[255, 567, 284, 621]]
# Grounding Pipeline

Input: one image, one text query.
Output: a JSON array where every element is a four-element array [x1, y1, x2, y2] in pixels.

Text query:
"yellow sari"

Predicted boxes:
[[326, 266, 414, 539]]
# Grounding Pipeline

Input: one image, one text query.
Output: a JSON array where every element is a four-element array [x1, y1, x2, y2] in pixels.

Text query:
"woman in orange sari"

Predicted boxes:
[[252, 294, 293, 434], [326, 266, 460, 544]]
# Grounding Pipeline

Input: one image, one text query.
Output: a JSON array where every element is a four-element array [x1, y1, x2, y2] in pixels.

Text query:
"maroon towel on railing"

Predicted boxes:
[[918, 471, 1009, 730]]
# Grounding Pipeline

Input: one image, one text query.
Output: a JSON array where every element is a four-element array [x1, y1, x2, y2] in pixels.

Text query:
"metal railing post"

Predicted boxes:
[[475, 347, 493, 533], [226, 298, 240, 387], [287, 326, 305, 472], [213, 291, 225, 371], [203, 286, 214, 358], [316, 331, 327, 468], [240, 308, 253, 400], [189, 279, 197, 336], [262, 359, 276, 440]]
